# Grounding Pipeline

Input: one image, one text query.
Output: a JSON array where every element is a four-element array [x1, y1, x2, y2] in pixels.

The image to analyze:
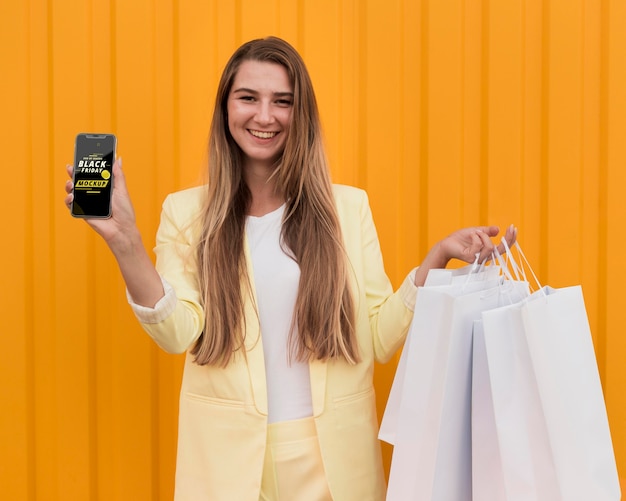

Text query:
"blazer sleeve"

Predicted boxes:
[[137, 190, 205, 354]]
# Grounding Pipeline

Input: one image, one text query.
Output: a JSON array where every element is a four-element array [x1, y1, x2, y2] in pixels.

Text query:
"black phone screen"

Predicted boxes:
[[71, 133, 116, 218]]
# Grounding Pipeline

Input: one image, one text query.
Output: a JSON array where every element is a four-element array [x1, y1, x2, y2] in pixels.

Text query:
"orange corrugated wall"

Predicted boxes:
[[2, 0, 625, 498]]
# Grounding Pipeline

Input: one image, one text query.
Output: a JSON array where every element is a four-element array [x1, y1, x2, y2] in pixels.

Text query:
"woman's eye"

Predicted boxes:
[[276, 99, 293, 106], [239, 95, 255, 102]]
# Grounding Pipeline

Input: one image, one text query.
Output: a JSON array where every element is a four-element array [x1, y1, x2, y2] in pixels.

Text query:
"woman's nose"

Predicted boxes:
[[255, 101, 274, 124]]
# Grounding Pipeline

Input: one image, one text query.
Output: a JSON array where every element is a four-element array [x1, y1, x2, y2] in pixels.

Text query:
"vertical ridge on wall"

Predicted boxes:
[[539, 0, 550, 281], [397, 0, 407, 275], [151, 7, 161, 496], [419, 0, 430, 260], [24, 1, 36, 498], [172, 0, 181, 190], [37, 0, 60, 496], [398, 0, 421, 272], [459, 0, 477, 227], [84, 4, 100, 499], [595, 0, 608, 387], [292, 0, 306, 47], [606, 0, 626, 486], [43, 9, 59, 493], [579, 0, 603, 377], [333, 0, 349, 183], [519, 0, 543, 272], [110, 0, 117, 130], [479, 0, 490, 226], [357, 1, 367, 190], [487, 0, 519, 231], [547, 0, 583, 287], [234, 0, 242, 44]]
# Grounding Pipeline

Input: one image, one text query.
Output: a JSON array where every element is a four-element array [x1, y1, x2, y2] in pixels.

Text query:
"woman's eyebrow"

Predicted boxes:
[[232, 87, 293, 98], [232, 87, 257, 94]]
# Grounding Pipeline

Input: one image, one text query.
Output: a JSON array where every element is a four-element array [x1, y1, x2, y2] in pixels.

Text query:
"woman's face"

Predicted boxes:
[[227, 60, 294, 171]]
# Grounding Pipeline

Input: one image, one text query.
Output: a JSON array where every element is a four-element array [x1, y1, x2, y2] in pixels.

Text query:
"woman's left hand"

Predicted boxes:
[[440, 224, 517, 265], [413, 224, 517, 287]]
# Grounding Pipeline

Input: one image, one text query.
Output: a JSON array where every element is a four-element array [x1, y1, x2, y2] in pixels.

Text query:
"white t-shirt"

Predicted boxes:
[[246, 205, 314, 423]]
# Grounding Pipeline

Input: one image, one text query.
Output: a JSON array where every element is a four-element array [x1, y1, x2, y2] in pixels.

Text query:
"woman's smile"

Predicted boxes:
[[249, 129, 279, 140]]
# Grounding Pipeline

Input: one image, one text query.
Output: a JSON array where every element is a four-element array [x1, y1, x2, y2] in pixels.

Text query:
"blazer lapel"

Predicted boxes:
[[242, 236, 268, 416]]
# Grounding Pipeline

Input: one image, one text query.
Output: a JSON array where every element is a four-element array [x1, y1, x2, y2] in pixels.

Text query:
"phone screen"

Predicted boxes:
[[71, 133, 116, 218]]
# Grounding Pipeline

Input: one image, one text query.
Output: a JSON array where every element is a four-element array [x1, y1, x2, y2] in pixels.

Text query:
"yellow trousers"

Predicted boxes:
[[260, 417, 333, 501]]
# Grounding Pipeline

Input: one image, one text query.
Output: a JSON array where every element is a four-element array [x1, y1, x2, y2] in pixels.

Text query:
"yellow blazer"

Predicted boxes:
[[139, 184, 417, 500]]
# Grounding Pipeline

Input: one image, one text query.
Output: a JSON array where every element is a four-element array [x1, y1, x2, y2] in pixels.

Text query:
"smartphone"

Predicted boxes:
[[71, 133, 116, 218]]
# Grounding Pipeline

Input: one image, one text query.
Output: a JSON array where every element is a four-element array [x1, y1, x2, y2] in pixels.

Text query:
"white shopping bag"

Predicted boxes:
[[474, 300, 560, 501], [522, 286, 620, 500], [474, 285, 620, 501], [384, 273, 528, 501], [380, 263, 500, 444], [471, 319, 508, 501]]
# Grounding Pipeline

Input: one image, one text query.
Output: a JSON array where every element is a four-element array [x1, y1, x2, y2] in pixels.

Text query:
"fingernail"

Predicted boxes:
[[119, 157, 123, 168]]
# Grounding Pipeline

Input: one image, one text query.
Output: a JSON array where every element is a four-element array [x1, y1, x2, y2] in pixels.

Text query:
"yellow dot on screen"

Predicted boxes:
[[101, 170, 111, 179]]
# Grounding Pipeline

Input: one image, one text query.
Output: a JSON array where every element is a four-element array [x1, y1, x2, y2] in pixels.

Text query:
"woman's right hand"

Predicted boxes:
[[65, 158, 141, 254]]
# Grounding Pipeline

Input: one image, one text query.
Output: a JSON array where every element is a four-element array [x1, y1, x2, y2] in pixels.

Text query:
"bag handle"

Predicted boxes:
[[461, 252, 498, 289], [492, 244, 516, 283], [499, 237, 545, 295]]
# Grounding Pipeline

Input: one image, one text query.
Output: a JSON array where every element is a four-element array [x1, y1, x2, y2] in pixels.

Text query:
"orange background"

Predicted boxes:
[[2, 0, 625, 498]]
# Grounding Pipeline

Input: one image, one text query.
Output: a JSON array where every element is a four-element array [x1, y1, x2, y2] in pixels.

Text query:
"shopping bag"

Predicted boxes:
[[379, 262, 499, 445], [473, 280, 620, 500], [521, 286, 620, 500], [383, 273, 528, 501], [473, 299, 560, 501], [471, 319, 508, 501]]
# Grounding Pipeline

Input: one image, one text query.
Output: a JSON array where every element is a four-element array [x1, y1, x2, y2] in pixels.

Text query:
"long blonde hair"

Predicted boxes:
[[192, 36, 358, 367]]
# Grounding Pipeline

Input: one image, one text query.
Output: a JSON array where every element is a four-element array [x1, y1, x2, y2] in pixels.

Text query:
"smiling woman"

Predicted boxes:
[[61, 35, 515, 501]]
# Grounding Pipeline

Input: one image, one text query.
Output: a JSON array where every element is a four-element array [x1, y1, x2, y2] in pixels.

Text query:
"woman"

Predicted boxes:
[[65, 36, 515, 500]]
